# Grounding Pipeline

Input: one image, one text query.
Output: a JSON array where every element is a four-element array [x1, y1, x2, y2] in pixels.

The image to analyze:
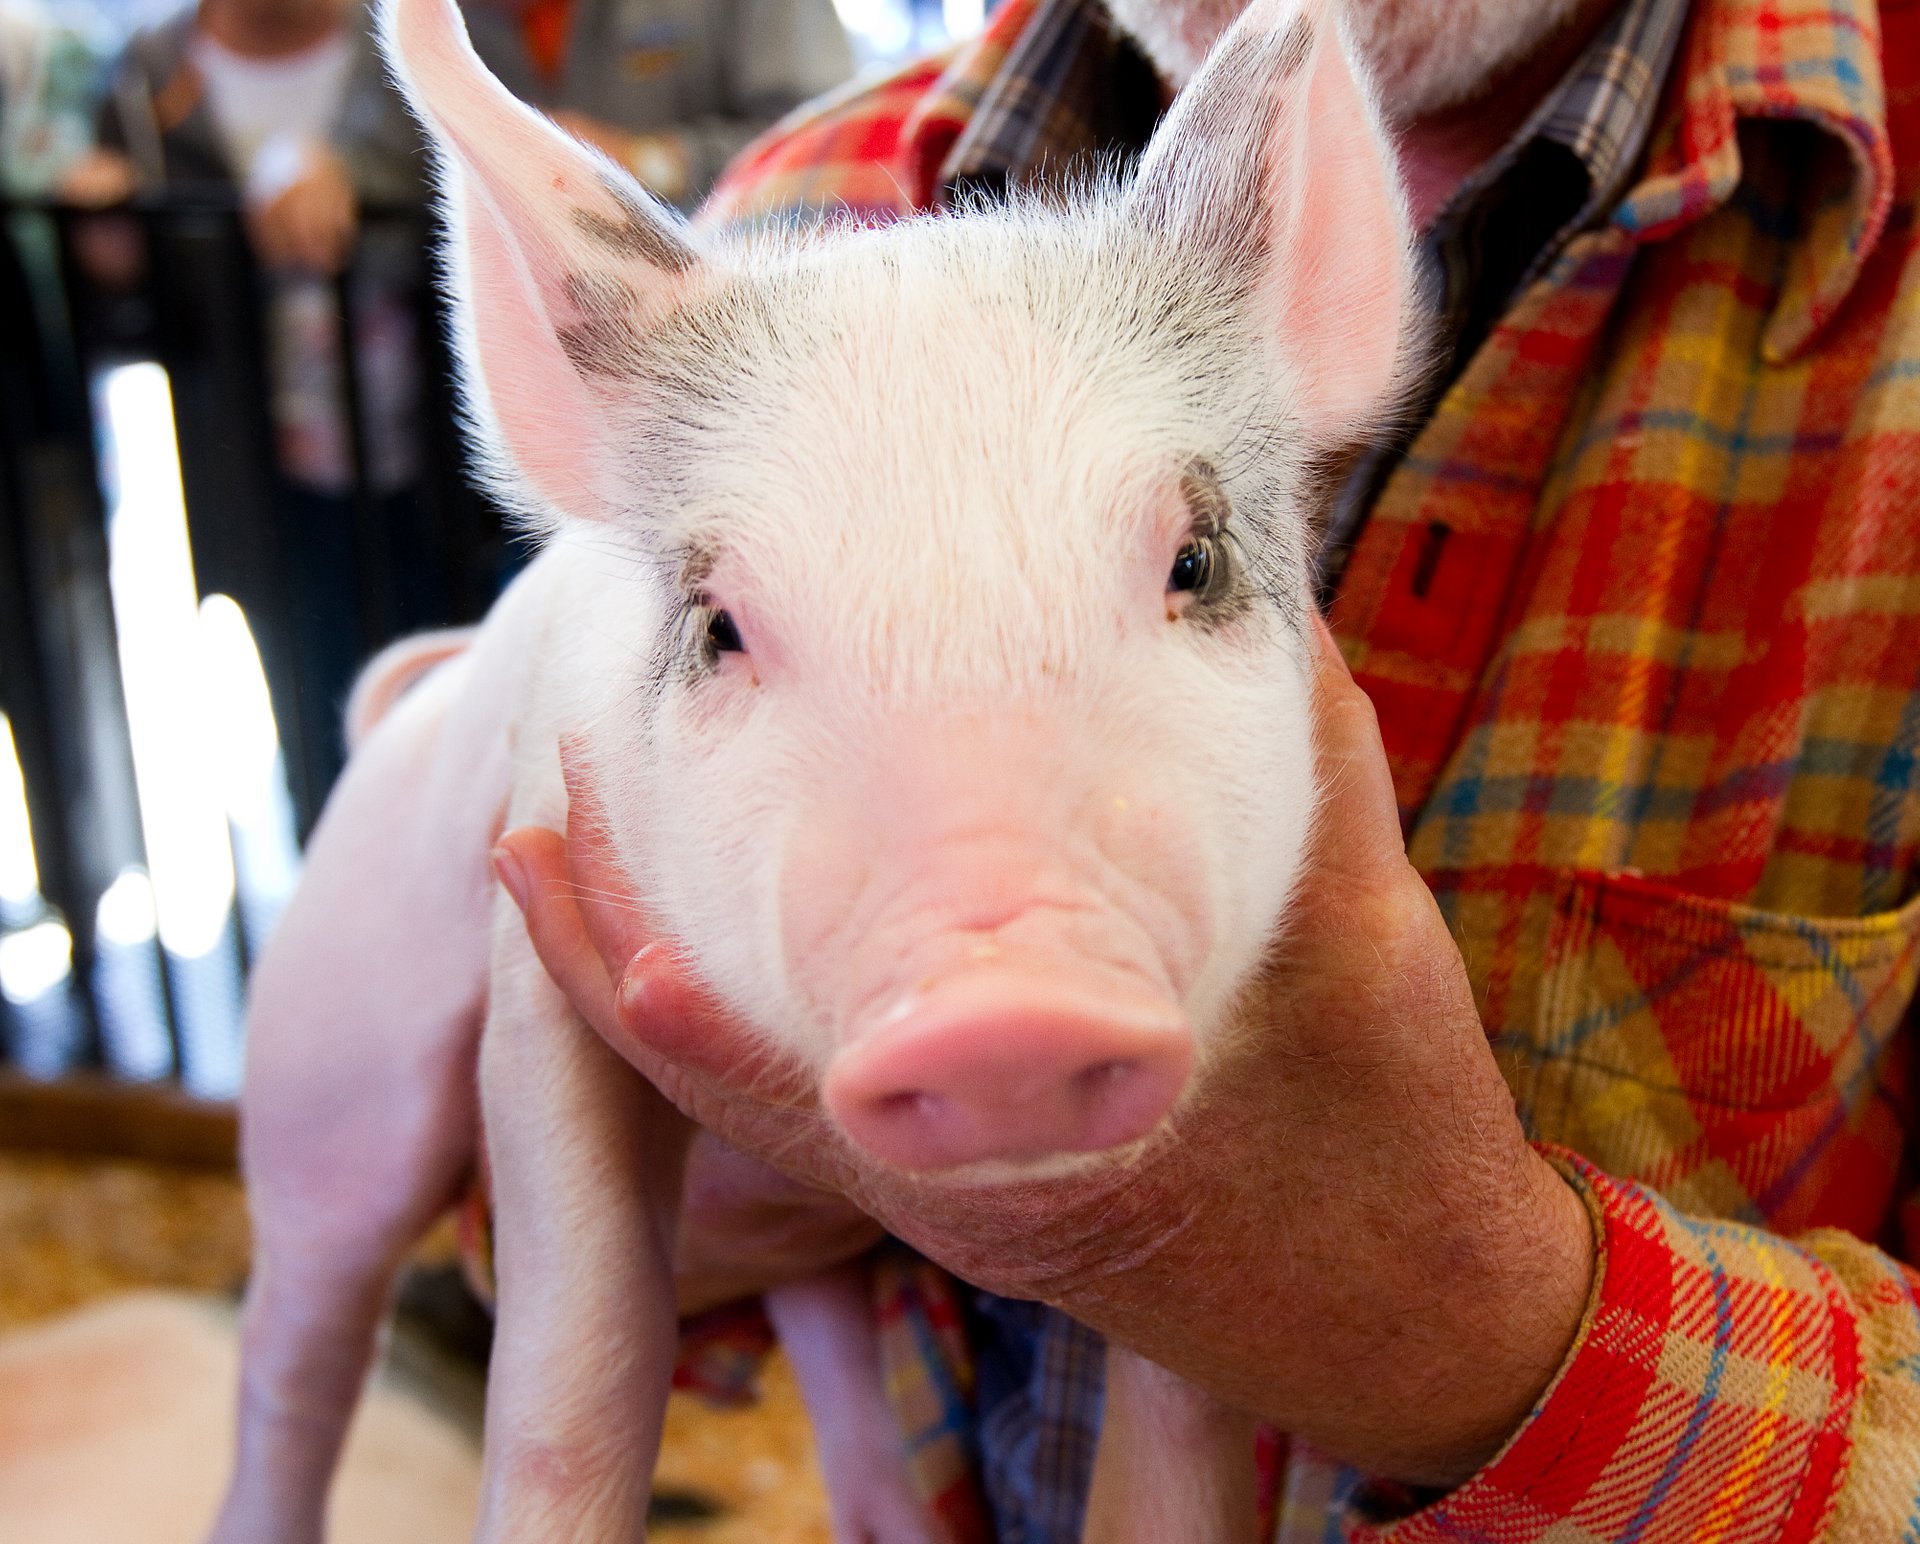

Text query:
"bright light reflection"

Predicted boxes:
[[198, 595, 301, 940], [0, 714, 40, 917], [830, 0, 911, 58], [197, 596, 280, 821], [0, 918, 72, 1004], [97, 867, 159, 947], [94, 864, 174, 1082], [941, 0, 983, 39], [99, 363, 237, 959]]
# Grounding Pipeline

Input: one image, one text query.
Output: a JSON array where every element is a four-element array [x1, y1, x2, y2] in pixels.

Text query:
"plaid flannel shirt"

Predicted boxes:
[[699, 0, 1920, 1538]]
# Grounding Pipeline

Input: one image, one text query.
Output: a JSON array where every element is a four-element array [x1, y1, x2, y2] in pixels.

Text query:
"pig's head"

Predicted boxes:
[[384, 0, 1416, 1176]]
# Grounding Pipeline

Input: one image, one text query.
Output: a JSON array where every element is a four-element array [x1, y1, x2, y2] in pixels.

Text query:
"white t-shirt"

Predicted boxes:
[[188, 28, 353, 190], [187, 28, 416, 493]]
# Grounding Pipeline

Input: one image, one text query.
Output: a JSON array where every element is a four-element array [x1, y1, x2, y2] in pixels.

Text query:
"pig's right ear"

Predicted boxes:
[[380, 0, 699, 528]]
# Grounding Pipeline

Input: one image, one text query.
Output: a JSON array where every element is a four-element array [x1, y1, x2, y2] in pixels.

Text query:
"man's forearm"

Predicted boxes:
[[1049, 1128, 1595, 1488]]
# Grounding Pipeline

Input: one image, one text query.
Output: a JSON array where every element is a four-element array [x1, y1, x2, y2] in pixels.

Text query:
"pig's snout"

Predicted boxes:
[[823, 967, 1192, 1172]]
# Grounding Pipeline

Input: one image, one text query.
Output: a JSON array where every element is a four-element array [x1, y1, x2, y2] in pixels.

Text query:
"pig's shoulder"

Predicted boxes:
[[488, 540, 657, 822], [358, 546, 595, 825]]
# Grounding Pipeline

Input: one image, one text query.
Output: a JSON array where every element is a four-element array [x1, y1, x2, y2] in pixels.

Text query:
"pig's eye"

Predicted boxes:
[[704, 608, 744, 657], [1168, 536, 1218, 595]]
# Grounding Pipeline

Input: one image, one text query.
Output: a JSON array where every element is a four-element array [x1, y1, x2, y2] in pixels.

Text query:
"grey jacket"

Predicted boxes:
[[97, 3, 427, 207], [462, 0, 854, 207]]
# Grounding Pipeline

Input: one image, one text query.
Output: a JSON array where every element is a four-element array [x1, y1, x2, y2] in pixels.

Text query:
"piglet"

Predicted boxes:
[[204, 0, 1416, 1535]]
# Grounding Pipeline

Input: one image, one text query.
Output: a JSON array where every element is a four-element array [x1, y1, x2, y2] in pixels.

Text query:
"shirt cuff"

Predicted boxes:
[[1358, 1147, 1861, 1543]]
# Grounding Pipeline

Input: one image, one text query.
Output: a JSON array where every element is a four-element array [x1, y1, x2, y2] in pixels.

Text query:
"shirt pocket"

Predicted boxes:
[[1506, 869, 1920, 1237]]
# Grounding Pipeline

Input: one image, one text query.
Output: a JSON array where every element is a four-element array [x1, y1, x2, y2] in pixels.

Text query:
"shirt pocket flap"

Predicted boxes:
[[1507, 869, 1920, 1235]]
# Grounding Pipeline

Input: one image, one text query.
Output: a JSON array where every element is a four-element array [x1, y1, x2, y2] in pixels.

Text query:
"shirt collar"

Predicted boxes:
[[1615, 0, 1894, 359], [1423, 0, 1691, 312], [1520, 0, 1692, 238], [908, 0, 1894, 357], [893, 0, 1044, 206], [922, 0, 1154, 201]]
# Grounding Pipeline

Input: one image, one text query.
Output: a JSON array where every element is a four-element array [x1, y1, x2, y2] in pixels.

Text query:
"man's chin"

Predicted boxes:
[[1349, 0, 1589, 118], [1102, 0, 1239, 88], [1103, 0, 1588, 120]]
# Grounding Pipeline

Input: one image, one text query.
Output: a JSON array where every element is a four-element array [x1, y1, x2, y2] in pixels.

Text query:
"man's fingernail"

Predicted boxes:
[[620, 943, 679, 1018], [491, 847, 529, 912], [618, 961, 651, 1019], [1310, 610, 1341, 658]]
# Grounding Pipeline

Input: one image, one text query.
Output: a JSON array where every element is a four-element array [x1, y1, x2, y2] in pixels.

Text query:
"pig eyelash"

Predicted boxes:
[[702, 606, 745, 658], [655, 589, 748, 685], [645, 539, 748, 685], [1168, 532, 1223, 597], [648, 592, 705, 687], [1169, 459, 1246, 620], [1173, 449, 1314, 639], [1179, 458, 1232, 528]]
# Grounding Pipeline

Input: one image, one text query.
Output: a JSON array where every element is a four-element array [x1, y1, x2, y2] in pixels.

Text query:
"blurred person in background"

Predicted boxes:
[[96, 0, 423, 269], [93, 0, 438, 818], [0, 0, 132, 203], [460, 0, 855, 209]]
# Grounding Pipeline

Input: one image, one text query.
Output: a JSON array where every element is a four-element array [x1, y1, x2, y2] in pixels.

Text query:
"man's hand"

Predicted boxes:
[[55, 148, 136, 208], [246, 140, 358, 274], [494, 617, 1596, 1487], [674, 1132, 884, 1316]]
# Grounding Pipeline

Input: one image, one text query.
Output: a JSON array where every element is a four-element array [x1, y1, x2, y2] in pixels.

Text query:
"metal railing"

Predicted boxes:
[[0, 195, 511, 1095]]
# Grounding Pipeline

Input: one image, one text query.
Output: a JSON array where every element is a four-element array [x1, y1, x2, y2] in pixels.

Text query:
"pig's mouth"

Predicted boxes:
[[818, 911, 1195, 1175]]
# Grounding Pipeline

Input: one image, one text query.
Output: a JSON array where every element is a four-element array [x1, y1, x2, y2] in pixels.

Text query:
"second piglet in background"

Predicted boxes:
[[207, 0, 1418, 1538]]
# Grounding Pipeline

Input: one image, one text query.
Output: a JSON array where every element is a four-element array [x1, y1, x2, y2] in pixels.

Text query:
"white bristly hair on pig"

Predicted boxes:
[[383, 0, 1420, 648], [380, 0, 1423, 1069]]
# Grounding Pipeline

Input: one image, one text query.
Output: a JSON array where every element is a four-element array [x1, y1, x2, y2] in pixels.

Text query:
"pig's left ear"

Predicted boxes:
[[1127, 0, 1416, 442], [380, 0, 700, 529]]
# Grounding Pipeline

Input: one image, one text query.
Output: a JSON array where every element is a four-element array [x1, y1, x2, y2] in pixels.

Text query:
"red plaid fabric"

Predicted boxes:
[[704, 3, 1021, 227], [873, 1243, 996, 1540], [1348, 1154, 1874, 1542], [705, 0, 1920, 1538]]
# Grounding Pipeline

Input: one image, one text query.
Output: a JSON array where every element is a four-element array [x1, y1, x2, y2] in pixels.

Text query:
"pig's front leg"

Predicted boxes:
[[207, 659, 497, 1544], [475, 900, 694, 1541], [766, 1262, 942, 1544], [1081, 1346, 1259, 1544]]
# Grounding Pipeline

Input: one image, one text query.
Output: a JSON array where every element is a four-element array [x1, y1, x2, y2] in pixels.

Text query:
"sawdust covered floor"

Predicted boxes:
[[0, 1149, 834, 1543]]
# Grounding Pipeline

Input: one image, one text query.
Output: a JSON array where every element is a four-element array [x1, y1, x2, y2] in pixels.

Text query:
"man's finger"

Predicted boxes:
[[496, 825, 752, 1097], [493, 826, 629, 1045], [552, 751, 807, 1101], [1307, 613, 1408, 867], [559, 743, 660, 971], [615, 944, 771, 1084]]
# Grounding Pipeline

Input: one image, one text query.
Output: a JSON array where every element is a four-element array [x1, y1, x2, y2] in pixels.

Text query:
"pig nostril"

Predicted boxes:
[[1073, 1059, 1135, 1096], [874, 1089, 941, 1122]]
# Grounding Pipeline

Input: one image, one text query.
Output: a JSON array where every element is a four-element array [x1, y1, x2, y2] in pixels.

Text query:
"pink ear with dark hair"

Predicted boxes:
[[381, 0, 701, 525], [1131, 0, 1415, 440]]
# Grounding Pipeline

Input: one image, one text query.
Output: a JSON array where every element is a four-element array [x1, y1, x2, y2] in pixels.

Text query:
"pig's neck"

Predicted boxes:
[[1395, 0, 1621, 232]]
